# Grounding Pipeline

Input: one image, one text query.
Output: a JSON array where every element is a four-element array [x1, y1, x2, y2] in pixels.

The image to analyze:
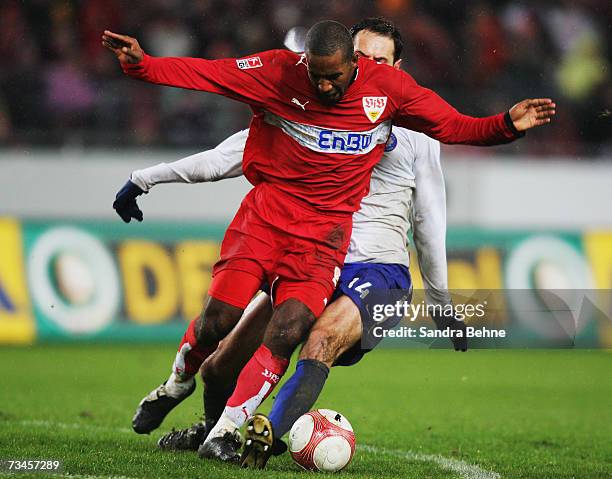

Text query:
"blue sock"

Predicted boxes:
[[268, 359, 329, 438]]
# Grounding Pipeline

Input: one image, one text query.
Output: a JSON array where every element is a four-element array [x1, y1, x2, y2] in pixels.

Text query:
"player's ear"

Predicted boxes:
[[393, 58, 402, 70], [351, 52, 359, 66]]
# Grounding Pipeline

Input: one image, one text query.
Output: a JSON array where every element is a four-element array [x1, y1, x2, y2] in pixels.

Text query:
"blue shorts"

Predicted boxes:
[[333, 262, 412, 367]]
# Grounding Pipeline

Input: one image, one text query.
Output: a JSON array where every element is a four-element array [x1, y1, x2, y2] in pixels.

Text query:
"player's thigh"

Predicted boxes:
[[299, 295, 362, 367], [202, 292, 273, 383]]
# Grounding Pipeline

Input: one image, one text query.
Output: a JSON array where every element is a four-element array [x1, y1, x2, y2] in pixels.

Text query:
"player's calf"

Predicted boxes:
[[264, 298, 361, 443], [133, 298, 244, 435], [132, 317, 209, 434], [199, 294, 273, 433], [199, 300, 313, 462]]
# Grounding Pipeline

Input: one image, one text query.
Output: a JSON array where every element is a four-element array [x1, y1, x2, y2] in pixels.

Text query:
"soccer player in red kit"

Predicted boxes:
[[103, 20, 554, 461]]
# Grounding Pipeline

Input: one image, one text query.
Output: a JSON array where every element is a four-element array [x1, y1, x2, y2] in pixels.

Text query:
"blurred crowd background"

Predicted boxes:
[[0, 0, 610, 156]]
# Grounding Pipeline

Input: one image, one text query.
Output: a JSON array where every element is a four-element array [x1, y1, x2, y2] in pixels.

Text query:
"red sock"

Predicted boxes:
[[224, 344, 289, 425], [173, 317, 218, 378]]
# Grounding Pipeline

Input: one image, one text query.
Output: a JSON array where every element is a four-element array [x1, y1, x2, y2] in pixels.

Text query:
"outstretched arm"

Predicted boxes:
[[395, 72, 556, 145], [113, 130, 247, 223], [130, 130, 247, 192], [102, 30, 279, 108]]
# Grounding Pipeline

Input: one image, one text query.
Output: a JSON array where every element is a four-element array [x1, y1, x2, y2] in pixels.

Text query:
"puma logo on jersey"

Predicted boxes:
[[291, 98, 309, 110], [363, 96, 388, 123], [236, 56, 263, 69]]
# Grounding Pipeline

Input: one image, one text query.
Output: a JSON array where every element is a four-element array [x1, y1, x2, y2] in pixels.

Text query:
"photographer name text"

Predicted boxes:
[[373, 326, 507, 339]]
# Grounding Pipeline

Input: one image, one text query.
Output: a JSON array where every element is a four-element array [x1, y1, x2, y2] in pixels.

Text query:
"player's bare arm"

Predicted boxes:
[[102, 30, 143, 64]]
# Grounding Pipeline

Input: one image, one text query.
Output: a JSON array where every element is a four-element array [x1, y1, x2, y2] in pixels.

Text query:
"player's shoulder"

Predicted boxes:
[[357, 60, 419, 114], [236, 49, 300, 70], [265, 49, 300, 61]]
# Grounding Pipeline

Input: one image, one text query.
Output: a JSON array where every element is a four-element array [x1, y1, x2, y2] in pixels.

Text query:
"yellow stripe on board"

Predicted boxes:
[[0, 218, 35, 344]]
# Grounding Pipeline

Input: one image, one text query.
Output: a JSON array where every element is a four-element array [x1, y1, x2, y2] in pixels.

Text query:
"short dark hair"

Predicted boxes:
[[305, 20, 354, 63], [350, 17, 403, 63]]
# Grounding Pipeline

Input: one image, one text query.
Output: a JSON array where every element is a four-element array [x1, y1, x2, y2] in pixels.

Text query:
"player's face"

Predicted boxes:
[[306, 49, 358, 105], [353, 30, 401, 69]]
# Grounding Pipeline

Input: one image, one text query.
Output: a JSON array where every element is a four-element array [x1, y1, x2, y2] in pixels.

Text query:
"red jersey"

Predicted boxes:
[[122, 49, 520, 215]]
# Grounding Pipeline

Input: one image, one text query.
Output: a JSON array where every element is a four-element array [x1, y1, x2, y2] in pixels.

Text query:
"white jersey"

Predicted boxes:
[[132, 127, 450, 305]]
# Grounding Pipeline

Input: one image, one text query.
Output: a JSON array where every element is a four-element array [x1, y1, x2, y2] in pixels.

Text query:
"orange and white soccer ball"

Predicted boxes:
[[288, 409, 356, 472]]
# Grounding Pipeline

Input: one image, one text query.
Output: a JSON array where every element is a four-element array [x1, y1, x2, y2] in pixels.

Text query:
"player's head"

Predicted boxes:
[[350, 17, 403, 69], [305, 20, 358, 105]]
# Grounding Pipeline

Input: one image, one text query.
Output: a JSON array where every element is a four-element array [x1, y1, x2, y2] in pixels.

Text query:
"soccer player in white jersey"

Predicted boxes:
[[114, 18, 467, 467]]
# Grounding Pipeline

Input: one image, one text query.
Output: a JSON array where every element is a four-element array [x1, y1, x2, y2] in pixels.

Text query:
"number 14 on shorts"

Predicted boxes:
[[348, 277, 372, 298]]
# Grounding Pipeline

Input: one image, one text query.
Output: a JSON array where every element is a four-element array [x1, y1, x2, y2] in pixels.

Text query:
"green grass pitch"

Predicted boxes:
[[0, 345, 610, 478]]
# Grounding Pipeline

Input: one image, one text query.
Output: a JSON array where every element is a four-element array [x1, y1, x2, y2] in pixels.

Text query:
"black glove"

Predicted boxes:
[[113, 180, 145, 223], [431, 312, 468, 352]]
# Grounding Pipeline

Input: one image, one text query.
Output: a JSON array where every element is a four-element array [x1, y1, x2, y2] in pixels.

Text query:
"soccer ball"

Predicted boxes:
[[288, 409, 355, 472]]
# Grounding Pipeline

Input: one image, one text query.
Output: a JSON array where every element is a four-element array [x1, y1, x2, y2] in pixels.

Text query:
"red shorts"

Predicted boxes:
[[209, 183, 351, 317]]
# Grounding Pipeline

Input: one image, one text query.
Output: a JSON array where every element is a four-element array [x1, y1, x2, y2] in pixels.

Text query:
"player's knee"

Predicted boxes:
[[300, 302, 361, 365], [198, 297, 243, 345], [265, 299, 315, 357], [199, 357, 214, 386], [301, 325, 346, 365], [200, 355, 227, 388]]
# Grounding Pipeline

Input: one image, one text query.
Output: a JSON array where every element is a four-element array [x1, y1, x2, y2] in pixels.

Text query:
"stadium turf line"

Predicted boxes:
[[0, 346, 610, 478]]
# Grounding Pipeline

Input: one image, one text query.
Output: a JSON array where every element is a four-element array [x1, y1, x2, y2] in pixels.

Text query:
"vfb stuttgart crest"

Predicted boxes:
[[362, 96, 388, 123]]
